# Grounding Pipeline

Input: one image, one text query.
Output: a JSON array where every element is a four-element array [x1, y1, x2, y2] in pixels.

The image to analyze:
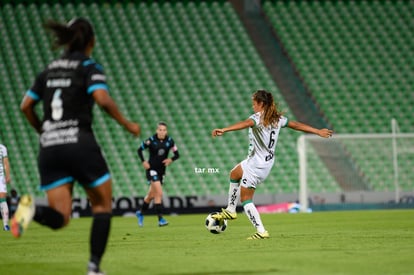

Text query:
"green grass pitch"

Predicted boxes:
[[1, 209, 413, 275]]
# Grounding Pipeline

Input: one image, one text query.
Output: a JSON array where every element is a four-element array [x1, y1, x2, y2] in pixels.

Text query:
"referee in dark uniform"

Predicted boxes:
[[17, 18, 140, 275], [136, 122, 179, 227]]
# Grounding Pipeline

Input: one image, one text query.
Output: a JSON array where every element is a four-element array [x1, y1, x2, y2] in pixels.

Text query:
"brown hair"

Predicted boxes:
[[44, 17, 95, 53], [252, 90, 282, 127]]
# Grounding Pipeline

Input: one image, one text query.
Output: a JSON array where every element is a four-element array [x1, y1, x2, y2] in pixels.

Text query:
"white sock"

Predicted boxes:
[[226, 180, 240, 213], [243, 201, 265, 233], [0, 201, 9, 226]]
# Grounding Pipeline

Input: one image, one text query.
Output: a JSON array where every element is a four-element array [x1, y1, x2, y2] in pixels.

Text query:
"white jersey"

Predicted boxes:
[[0, 144, 8, 178], [0, 144, 8, 192], [247, 113, 288, 166]]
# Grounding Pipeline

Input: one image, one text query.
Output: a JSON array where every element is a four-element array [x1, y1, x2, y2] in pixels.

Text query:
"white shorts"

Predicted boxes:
[[0, 176, 7, 193], [240, 158, 272, 189]]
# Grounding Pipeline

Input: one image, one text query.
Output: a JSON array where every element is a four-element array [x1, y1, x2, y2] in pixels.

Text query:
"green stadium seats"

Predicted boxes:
[[263, 0, 413, 192], [3, 1, 375, 198]]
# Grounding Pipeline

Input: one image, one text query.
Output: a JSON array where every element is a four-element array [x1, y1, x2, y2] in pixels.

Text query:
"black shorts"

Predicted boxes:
[[38, 134, 110, 191], [146, 168, 165, 184]]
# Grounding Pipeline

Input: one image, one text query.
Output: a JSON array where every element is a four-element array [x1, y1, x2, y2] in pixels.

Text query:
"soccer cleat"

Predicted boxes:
[[87, 270, 105, 275], [136, 210, 144, 227], [10, 195, 35, 238], [87, 262, 105, 275], [211, 208, 237, 221], [158, 217, 168, 227], [3, 225, 10, 231], [247, 231, 270, 240]]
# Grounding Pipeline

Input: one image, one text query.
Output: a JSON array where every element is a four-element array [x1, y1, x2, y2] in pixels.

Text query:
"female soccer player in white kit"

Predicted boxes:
[[212, 90, 333, 239]]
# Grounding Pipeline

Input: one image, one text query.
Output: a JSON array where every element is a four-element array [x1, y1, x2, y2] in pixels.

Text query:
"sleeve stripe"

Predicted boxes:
[[87, 83, 109, 94], [82, 59, 94, 66], [282, 117, 288, 128], [26, 90, 40, 101], [250, 118, 256, 126]]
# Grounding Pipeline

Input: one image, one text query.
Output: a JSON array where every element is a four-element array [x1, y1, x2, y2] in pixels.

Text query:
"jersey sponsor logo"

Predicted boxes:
[[40, 126, 79, 147], [46, 78, 72, 88], [43, 119, 79, 132], [158, 148, 165, 156], [265, 150, 274, 161], [41, 119, 80, 147], [91, 74, 106, 81], [48, 59, 80, 70]]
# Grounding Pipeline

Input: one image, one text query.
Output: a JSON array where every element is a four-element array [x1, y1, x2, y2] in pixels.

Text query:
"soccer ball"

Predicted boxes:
[[205, 212, 227, 234]]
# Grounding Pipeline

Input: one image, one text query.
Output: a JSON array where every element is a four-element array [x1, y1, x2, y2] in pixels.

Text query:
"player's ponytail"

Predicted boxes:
[[252, 90, 282, 127], [44, 17, 95, 54]]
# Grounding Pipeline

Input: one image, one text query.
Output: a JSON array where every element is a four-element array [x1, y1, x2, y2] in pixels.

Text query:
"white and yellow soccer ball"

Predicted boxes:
[[205, 212, 227, 234]]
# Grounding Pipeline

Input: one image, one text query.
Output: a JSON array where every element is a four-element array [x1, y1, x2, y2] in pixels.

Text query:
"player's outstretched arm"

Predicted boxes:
[[93, 89, 140, 136], [4, 156, 11, 183], [212, 119, 254, 137], [287, 121, 333, 138]]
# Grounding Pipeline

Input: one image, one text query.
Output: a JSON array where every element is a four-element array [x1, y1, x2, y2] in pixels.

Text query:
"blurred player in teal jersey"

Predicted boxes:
[[17, 18, 140, 275], [136, 122, 179, 227]]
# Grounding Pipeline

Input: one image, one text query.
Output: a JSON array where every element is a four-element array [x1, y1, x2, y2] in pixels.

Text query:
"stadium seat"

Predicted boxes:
[[8, 1, 410, 198], [263, 0, 414, 192]]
